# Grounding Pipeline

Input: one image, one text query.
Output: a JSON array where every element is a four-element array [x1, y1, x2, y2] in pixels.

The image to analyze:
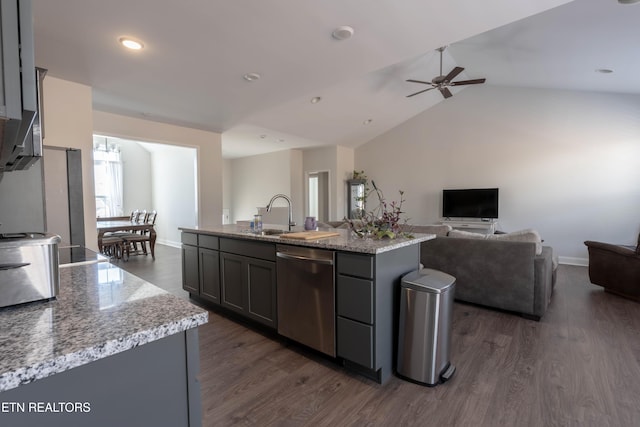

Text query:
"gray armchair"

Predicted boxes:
[[584, 233, 640, 302]]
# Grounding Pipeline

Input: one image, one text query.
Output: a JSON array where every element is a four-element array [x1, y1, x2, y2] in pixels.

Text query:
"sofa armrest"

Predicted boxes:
[[533, 247, 554, 318], [584, 241, 639, 258]]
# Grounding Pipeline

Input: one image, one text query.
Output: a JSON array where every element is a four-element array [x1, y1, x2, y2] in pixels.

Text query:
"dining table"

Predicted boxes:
[[97, 220, 157, 259]]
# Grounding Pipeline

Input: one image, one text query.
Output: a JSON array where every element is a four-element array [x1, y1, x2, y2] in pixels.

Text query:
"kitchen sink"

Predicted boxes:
[[258, 229, 288, 236]]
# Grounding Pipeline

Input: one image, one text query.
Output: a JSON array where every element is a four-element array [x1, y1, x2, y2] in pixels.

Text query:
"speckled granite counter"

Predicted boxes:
[[0, 262, 208, 393], [179, 224, 434, 254]]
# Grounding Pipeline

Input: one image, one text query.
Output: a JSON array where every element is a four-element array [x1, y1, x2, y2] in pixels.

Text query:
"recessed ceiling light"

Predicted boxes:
[[363, 119, 373, 125], [243, 72, 261, 82], [332, 26, 354, 41], [595, 68, 614, 74], [119, 37, 144, 50], [260, 134, 267, 139], [310, 96, 322, 104], [619, 0, 640, 4]]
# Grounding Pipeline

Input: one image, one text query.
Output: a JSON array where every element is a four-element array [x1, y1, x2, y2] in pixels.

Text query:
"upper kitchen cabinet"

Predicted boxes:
[[0, 0, 39, 174]]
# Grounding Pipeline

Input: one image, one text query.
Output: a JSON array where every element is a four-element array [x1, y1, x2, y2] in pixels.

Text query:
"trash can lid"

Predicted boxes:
[[401, 268, 455, 293]]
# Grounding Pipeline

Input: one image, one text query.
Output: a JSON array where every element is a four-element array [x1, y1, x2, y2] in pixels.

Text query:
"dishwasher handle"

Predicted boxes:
[[276, 251, 334, 265], [0, 262, 31, 271]]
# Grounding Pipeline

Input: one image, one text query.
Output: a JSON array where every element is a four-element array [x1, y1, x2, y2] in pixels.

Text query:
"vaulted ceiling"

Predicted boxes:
[[32, 0, 640, 158]]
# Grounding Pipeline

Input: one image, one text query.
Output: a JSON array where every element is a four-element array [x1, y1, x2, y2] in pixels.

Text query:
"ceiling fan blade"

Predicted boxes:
[[439, 87, 453, 99], [406, 79, 433, 85], [450, 78, 486, 86], [443, 67, 464, 83], [406, 87, 435, 98]]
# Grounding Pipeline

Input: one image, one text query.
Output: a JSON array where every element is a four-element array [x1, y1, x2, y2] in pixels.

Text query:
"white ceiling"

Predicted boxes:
[[32, 0, 639, 159]]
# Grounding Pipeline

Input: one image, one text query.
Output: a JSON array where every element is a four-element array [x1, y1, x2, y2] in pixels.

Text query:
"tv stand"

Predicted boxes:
[[442, 219, 497, 235]]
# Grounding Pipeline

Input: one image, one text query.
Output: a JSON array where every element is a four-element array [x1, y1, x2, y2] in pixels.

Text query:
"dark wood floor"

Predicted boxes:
[[118, 245, 640, 427]]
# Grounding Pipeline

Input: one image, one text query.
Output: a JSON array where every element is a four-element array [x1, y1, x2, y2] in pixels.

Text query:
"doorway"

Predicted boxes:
[[307, 171, 329, 222]]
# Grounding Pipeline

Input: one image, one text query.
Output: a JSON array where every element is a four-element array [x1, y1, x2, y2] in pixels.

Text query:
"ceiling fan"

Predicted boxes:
[[406, 46, 486, 99]]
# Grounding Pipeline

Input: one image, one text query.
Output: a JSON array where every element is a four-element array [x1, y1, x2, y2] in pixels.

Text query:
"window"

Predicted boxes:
[[93, 136, 123, 217]]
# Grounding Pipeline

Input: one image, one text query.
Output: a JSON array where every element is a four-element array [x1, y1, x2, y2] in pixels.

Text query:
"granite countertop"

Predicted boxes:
[[0, 263, 208, 392], [179, 224, 435, 254]]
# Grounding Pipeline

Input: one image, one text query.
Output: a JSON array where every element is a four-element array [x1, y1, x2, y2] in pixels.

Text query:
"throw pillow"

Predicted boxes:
[[486, 228, 543, 255], [447, 229, 486, 239]]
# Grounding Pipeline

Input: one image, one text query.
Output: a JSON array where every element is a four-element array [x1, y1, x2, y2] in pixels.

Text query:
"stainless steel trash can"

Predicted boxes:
[[397, 268, 456, 386]]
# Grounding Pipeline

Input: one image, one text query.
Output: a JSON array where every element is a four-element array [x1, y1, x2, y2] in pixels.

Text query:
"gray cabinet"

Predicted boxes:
[[1, 329, 202, 427], [182, 242, 199, 294], [1, 0, 36, 121], [181, 232, 221, 304], [336, 245, 419, 383], [336, 252, 375, 370], [220, 238, 277, 328], [200, 247, 220, 303]]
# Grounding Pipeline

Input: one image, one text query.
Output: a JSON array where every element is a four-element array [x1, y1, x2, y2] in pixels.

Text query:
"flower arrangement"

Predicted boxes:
[[346, 173, 412, 239]]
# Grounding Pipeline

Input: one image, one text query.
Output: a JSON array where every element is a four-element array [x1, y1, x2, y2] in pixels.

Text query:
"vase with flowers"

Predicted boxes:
[[345, 175, 412, 239]]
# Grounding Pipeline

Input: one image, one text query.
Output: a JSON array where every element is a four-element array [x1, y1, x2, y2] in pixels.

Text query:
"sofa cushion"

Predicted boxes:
[[448, 228, 543, 255], [486, 229, 542, 255], [401, 224, 452, 237]]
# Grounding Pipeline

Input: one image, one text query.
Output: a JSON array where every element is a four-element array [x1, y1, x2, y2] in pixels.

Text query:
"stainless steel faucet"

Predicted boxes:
[[266, 194, 296, 231]]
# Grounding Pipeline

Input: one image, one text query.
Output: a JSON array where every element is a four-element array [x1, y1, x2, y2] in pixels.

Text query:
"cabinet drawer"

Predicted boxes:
[[220, 238, 276, 261], [337, 276, 373, 324], [337, 252, 374, 279], [181, 232, 198, 246], [337, 316, 373, 369], [199, 235, 219, 250]]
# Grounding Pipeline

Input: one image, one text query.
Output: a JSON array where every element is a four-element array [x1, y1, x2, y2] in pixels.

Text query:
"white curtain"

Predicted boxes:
[[106, 159, 123, 216], [93, 136, 124, 217]]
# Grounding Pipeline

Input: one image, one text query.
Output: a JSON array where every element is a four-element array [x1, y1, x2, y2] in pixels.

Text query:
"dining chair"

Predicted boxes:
[[100, 235, 126, 261], [122, 211, 157, 259]]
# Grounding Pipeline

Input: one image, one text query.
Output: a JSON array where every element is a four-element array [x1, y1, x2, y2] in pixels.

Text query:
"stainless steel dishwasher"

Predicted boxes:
[[276, 244, 335, 357]]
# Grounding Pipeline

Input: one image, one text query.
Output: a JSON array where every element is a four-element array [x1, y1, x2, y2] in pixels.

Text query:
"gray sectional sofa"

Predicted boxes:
[[414, 226, 556, 320], [326, 221, 556, 320]]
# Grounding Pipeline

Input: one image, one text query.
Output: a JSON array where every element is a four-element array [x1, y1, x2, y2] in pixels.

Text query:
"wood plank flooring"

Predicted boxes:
[[118, 245, 640, 426]]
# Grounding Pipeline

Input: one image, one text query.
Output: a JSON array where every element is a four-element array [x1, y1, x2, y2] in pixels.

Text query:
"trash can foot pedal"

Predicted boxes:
[[440, 364, 456, 383]]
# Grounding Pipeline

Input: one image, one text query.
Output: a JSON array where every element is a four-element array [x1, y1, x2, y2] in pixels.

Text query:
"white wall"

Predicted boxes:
[[355, 85, 640, 264], [149, 145, 197, 246], [42, 77, 98, 250], [222, 159, 233, 223], [93, 111, 223, 229], [335, 145, 355, 220], [119, 141, 152, 214], [230, 149, 303, 224], [302, 145, 355, 221]]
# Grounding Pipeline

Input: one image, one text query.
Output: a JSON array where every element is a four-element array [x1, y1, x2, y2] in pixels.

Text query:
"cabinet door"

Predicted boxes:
[[181, 244, 199, 294], [337, 317, 374, 369], [220, 252, 245, 314], [246, 258, 277, 328], [199, 248, 220, 304]]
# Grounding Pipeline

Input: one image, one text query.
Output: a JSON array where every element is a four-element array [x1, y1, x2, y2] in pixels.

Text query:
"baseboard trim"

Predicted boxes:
[[157, 239, 181, 249], [558, 256, 588, 266]]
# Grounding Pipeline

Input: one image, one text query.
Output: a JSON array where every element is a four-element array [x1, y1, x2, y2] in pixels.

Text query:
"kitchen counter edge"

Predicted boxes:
[[0, 263, 208, 393], [179, 225, 434, 254]]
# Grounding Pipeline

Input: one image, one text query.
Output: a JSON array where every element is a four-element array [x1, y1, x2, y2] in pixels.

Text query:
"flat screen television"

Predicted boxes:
[[442, 188, 499, 219]]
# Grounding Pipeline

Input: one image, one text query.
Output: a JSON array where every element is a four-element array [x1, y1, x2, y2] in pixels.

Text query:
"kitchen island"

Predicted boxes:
[[179, 224, 433, 384], [0, 262, 208, 427]]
